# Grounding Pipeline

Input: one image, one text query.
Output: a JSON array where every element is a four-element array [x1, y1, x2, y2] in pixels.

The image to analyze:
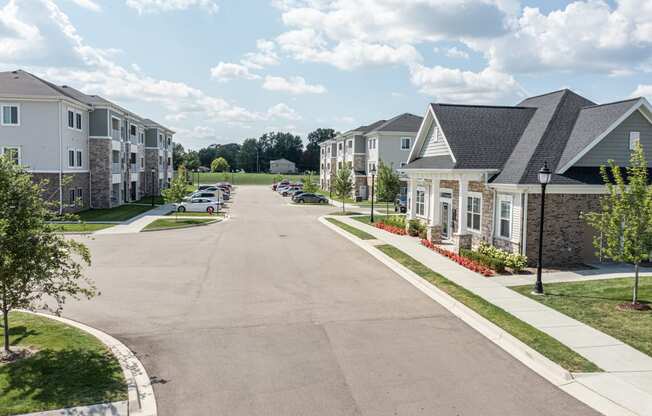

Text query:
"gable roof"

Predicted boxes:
[[367, 113, 422, 133], [556, 98, 646, 173], [271, 158, 295, 164], [0, 70, 79, 101]]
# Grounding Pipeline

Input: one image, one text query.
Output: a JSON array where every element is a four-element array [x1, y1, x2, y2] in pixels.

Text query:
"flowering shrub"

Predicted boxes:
[[383, 215, 406, 229], [408, 219, 425, 237], [477, 242, 528, 272], [375, 222, 407, 235], [421, 239, 494, 277]]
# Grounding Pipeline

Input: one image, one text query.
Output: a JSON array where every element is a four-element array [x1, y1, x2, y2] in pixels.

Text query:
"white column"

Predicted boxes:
[[407, 178, 416, 219], [430, 177, 440, 226], [457, 177, 468, 234]]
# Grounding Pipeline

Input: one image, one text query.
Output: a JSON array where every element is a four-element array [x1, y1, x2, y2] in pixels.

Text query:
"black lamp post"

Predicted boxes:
[[194, 168, 199, 191], [150, 168, 156, 207], [534, 162, 552, 295], [370, 165, 377, 223]]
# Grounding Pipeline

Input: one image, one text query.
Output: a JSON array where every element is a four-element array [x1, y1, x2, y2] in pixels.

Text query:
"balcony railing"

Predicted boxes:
[[112, 162, 121, 174]]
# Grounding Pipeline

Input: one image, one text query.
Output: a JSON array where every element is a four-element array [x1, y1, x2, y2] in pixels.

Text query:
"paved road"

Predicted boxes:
[[64, 186, 599, 416]]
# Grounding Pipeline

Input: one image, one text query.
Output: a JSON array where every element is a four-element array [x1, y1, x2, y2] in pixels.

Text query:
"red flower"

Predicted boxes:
[[419, 239, 494, 277]]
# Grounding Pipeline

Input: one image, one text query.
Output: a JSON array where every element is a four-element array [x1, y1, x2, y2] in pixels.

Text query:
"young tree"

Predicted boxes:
[[162, 173, 191, 221], [375, 160, 401, 202], [0, 155, 96, 356], [583, 143, 652, 308], [302, 171, 318, 193], [333, 165, 353, 213], [211, 157, 230, 173]]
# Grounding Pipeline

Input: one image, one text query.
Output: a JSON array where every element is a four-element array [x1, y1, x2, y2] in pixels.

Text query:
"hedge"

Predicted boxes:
[[459, 248, 507, 273]]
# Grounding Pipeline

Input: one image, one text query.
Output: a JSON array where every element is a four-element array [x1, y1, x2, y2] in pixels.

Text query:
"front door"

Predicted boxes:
[[441, 200, 452, 239], [130, 181, 137, 201]]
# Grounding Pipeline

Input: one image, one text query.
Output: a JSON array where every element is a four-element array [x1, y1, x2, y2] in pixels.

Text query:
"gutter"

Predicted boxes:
[[58, 100, 63, 215]]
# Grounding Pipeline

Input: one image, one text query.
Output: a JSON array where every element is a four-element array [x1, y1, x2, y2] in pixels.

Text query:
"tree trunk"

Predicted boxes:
[[2, 308, 9, 354], [342, 200, 345, 214], [633, 262, 640, 305]]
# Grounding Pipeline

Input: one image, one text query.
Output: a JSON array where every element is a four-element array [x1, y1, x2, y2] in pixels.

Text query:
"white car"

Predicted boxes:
[[186, 190, 222, 202], [175, 198, 220, 214]]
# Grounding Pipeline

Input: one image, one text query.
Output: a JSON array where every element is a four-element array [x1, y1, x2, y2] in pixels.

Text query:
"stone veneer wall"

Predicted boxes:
[[526, 193, 601, 266], [468, 181, 494, 249], [31, 172, 90, 213], [89, 139, 112, 209]]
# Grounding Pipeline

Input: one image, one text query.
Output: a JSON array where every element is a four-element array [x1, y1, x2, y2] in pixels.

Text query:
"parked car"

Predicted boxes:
[[282, 186, 302, 196], [276, 185, 292, 194], [288, 189, 304, 197], [292, 193, 328, 204], [186, 191, 221, 202], [394, 194, 407, 213], [176, 198, 220, 214], [216, 182, 232, 190]]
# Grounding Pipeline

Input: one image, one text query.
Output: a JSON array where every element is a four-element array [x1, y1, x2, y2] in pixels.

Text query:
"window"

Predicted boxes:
[[499, 196, 512, 239], [630, 131, 640, 150], [76, 150, 82, 167], [130, 153, 137, 165], [467, 193, 481, 232], [167, 137, 171, 146], [159, 156, 163, 165], [130, 125, 137, 137], [368, 162, 376, 172], [68, 110, 74, 128], [69, 189, 76, 205], [338, 161, 342, 169], [347, 140, 352, 149], [167, 157, 171, 166], [415, 188, 425, 217], [347, 161, 352, 169], [77, 188, 83, 206], [368, 138, 377, 150], [401, 137, 411, 150], [140, 157, 144, 169], [111, 117, 120, 131], [76, 113, 82, 130], [68, 149, 75, 167], [159, 134, 163, 146], [2, 105, 19, 126], [400, 162, 407, 168], [3, 147, 19, 164], [338, 143, 342, 151]]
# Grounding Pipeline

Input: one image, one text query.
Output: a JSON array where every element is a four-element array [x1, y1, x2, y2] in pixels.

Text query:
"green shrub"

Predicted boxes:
[[477, 242, 528, 272], [382, 215, 406, 229], [459, 248, 507, 273], [408, 219, 425, 237]]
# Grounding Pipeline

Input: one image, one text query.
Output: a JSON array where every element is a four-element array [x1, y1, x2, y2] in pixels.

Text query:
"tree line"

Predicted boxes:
[[173, 128, 337, 173]]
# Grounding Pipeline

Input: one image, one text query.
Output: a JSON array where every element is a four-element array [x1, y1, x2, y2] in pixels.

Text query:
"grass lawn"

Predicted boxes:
[[76, 205, 154, 222], [165, 211, 223, 217], [325, 218, 376, 240], [377, 244, 600, 373], [0, 312, 126, 416], [52, 223, 115, 233], [328, 211, 362, 216], [142, 218, 216, 231], [190, 172, 307, 186], [512, 276, 652, 358], [315, 190, 355, 204], [352, 215, 393, 225]]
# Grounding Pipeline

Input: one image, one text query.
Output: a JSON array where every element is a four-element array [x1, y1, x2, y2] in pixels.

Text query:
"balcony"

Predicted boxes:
[[111, 129, 122, 141], [112, 162, 121, 174]]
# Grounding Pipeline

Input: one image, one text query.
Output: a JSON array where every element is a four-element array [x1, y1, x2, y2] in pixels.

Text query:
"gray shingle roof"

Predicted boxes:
[[556, 98, 641, 173], [0, 70, 70, 100], [428, 103, 535, 169], [368, 113, 423, 133]]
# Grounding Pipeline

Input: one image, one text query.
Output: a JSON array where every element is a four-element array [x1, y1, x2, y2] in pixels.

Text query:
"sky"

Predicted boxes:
[[1, 0, 652, 150]]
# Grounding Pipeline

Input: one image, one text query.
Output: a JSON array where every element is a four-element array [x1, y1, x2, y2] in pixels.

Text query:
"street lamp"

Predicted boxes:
[[370, 165, 377, 223], [534, 162, 552, 295], [150, 168, 156, 207], [194, 168, 199, 191]]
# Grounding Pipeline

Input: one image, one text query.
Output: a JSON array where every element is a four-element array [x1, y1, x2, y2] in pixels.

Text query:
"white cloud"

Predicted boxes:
[[262, 75, 326, 94], [241, 39, 279, 69], [210, 62, 260, 82], [69, 0, 101, 11], [631, 84, 652, 99], [435, 46, 469, 59], [408, 63, 521, 103], [125, 0, 219, 14], [267, 103, 301, 120]]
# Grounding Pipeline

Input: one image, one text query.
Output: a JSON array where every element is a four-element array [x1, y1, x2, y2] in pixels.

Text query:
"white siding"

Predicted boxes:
[[495, 192, 522, 244], [418, 121, 449, 158]]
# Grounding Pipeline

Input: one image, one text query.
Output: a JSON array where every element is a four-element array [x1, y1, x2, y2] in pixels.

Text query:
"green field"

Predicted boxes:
[[142, 218, 217, 231], [513, 276, 652, 358], [76, 205, 154, 222], [0, 312, 126, 415], [188, 172, 307, 186], [52, 223, 115, 233]]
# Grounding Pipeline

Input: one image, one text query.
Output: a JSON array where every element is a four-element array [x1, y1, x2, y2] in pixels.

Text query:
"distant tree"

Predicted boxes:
[[375, 160, 401, 202], [172, 143, 187, 170], [302, 128, 336, 171], [185, 151, 201, 171], [162, 172, 190, 222], [333, 165, 353, 213], [0, 155, 95, 356], [198, 145, 219, 168], [213, 143, 241, 171], [238, 138, 260, 172], [302, 171, 318, 193], [259, 132, 303, 170], [583, 143, 652, 308], [211, 157, 230, 173]]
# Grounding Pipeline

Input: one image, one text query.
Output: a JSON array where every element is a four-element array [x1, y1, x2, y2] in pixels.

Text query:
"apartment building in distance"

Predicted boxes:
[[319, 113, 422, 199], [0, 70, 174, 212]]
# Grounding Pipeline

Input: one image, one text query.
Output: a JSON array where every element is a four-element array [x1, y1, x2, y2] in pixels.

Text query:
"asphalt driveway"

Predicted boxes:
[[62, 186, 599, 416]]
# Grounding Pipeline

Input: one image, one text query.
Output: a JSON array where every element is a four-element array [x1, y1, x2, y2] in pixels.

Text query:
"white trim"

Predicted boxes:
[[415, 186, 427, 218], [67, 148, 75, 168], [400, 136, 411, 150], [557, 99, 652, 173], [497, 194, 513, 240], [1, 145, 21, 165], [90, 136, 112, 139], [521, 192, 528, 256], [406, 105, 456, 164], [487, 183, 608, 194], [0, 103, 21, 126]]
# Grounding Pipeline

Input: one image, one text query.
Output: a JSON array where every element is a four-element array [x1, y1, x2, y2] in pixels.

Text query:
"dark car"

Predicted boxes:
[[293, 193, 328, 204], [394, 194, 407, 213], [282, 186, 302, 196]]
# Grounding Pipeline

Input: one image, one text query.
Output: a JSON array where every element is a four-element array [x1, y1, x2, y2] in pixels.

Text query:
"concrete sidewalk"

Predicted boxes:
[[93, 204, 174, 234], [493, 263, 652, 287], [333, 215, 652, 416]]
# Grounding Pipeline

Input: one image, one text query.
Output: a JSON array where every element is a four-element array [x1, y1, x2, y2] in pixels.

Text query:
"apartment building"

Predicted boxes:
[[319, 113, 422, 199], [0, 70, 174, 212]]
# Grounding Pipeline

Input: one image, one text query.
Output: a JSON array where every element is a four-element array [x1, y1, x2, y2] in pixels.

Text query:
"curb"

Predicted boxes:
[[140, 217, 223, 232], [319, 215, 635, 416], [21, 311, 157, 416]]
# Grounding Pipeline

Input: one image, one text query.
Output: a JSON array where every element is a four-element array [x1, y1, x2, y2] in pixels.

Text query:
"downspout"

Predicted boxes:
[[58, 100, 63, 215], [521, 192, 528, 256], [88, 109, 92, 208]]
